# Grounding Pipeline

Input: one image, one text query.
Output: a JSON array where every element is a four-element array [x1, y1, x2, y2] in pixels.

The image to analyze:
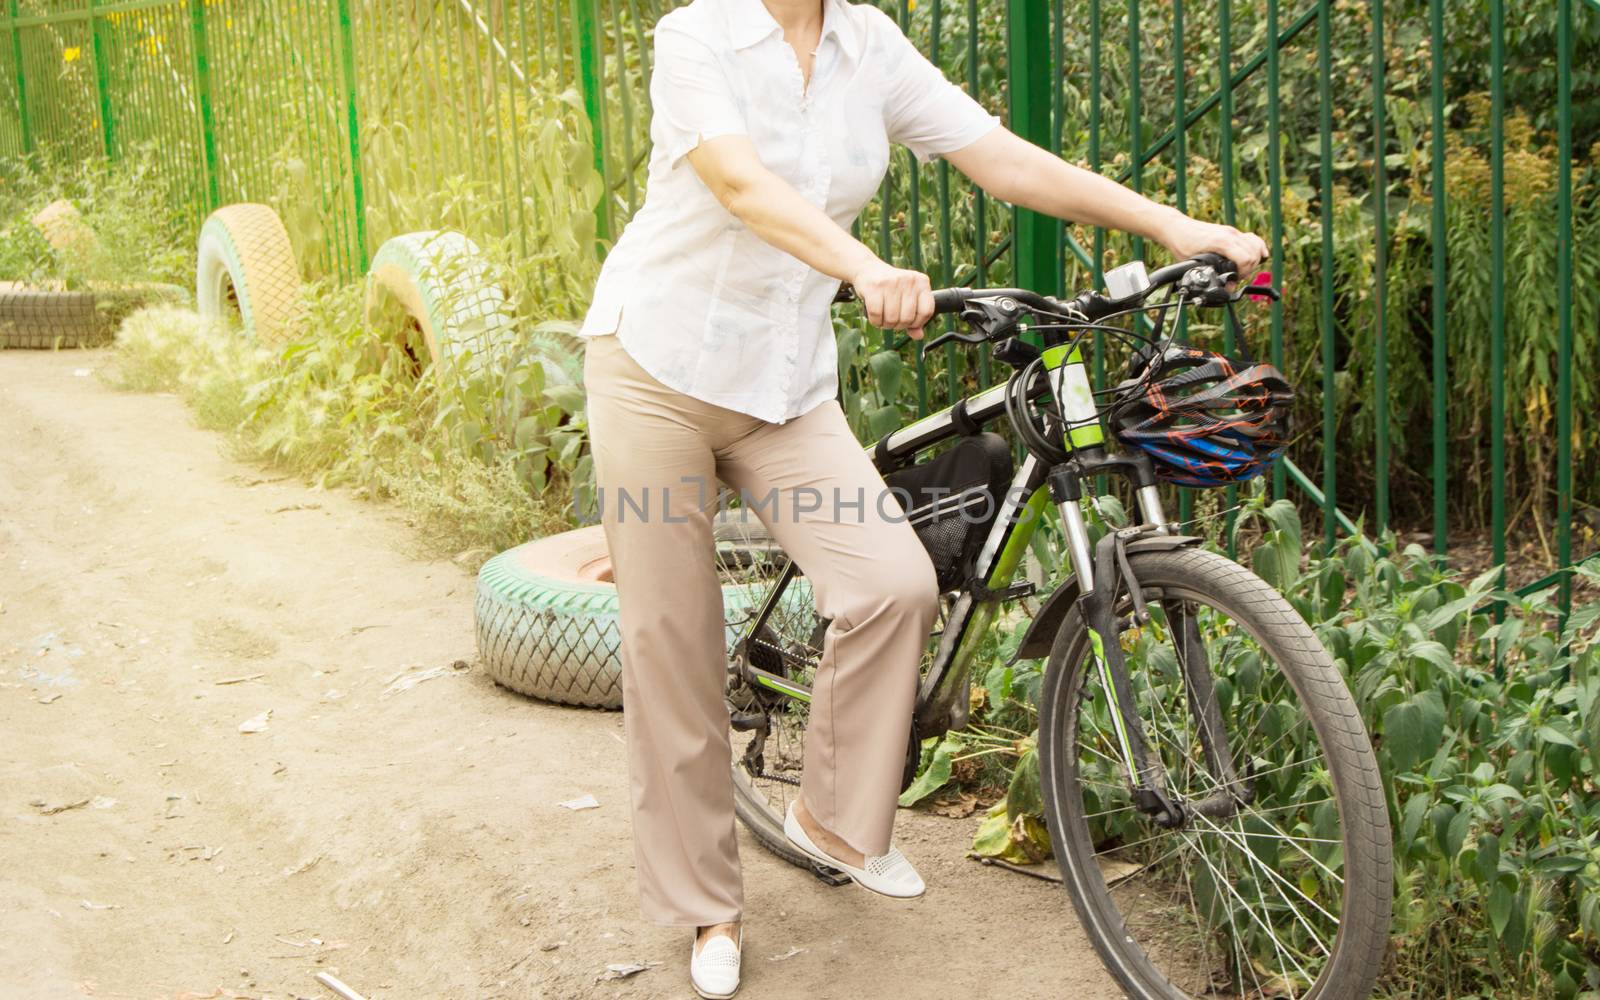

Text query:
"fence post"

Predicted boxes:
[[1555, 0, 1573, 617], [335, 0, 368, 273], [186, 0, 219, 211], [1006, 0, 1055, 294], [7, 0, 29, 156], [572, 0, 610, 247], [88, 0, 114, 160]]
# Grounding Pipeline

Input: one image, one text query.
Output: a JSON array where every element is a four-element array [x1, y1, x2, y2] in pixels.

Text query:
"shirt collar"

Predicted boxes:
[[727, 0, 860, 59]]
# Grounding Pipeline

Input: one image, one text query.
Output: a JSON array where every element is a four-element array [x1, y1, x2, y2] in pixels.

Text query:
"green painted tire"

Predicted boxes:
[[474, 518, 799, 710], [365, 230, 582, 385]]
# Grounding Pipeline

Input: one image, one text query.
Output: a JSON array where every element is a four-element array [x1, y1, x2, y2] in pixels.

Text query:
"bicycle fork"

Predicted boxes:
[[1042, 346, 1248, 828]]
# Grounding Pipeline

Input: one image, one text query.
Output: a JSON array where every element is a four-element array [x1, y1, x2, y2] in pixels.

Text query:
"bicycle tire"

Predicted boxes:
[[731, 768, 817, 871], [1039, 547, 1391, 1000]]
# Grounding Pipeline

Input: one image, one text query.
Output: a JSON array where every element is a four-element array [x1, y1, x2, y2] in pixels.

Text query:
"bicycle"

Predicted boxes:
[[715, 253, 1394, 999]]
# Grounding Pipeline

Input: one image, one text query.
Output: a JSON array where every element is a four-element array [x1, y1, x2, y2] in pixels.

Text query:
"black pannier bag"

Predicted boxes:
[[882, 432, 1015, 591]]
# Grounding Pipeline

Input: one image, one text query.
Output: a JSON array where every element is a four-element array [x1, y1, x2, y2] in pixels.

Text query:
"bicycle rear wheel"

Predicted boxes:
[[1040, 547, 1391, 1000], [708, 512, 825, 871]]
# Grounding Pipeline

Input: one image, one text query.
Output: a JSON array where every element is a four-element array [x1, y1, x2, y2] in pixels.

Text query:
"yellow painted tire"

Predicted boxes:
[[31, 200, 96, 254], [195, 204, 302, 346]]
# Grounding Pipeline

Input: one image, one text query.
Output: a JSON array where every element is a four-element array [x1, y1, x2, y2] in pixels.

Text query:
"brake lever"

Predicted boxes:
[[1232, 283, 1281, 302], [921, 327, 988, 354]]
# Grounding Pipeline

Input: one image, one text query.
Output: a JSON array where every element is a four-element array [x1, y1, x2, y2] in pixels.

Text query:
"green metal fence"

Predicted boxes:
[[0, 0, 1592, 604]]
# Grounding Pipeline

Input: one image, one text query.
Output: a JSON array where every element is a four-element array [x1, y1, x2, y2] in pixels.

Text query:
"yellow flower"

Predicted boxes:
[[62, 46, 80, 63]]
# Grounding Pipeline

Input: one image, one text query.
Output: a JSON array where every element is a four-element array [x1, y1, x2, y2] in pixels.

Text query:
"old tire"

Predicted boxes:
[[475, 518, 784, 710], [31, 200, 96, 254], [365, 230, 581, 385], [195, 204, 301, 346], [0, 282, 188, 349]]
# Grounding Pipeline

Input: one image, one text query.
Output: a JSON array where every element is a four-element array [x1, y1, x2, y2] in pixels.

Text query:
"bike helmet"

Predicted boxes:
[[1109, 346, 1294, 488]]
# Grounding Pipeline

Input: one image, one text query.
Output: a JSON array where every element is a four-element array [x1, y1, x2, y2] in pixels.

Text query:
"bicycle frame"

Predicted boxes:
[[732, 340, 1175, 742]]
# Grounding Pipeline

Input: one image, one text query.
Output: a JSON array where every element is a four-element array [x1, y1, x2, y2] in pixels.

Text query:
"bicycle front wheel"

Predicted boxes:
[[1040, 547, 1391, 1000]]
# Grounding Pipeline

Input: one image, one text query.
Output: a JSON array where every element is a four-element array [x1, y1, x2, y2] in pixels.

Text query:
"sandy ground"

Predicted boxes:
[[0, 348, 1125, 1000]]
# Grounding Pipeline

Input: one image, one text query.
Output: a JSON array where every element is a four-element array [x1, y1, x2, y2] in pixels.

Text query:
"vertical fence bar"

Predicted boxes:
[[1173, 0, 1193, 526], [8, 0, 28, 155], [1007, 0, 1055, 296], [1126, 0, 1143, 265], [187, 0, 219, 211], [1267, 0, 1286, 501], [904, 0, 927, 415], [610, 0, 638, 215], [572, 0, 610, 245], [933, 0, 958, 405], [1219, 0, 1237, 545], [1555, 0, 1574, 615], [965, 0, 986, 298], [1317, 0, 1336, 552], [1088, 0, 1103, 394], [1371, 0, 1388, 535], [336, 0, 368, 272], [1489, 0, 1506, 587], [89, 0, 114, 159], [1429, 0, 1447, 554]]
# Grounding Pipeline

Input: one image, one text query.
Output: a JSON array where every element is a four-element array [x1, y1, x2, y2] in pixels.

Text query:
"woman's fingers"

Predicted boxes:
[[853, 262, 933, 334], [909, 287, 935, 340], [898, 281, 921, 335]]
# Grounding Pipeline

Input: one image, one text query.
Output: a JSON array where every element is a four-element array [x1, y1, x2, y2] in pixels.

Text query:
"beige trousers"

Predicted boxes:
[[583, 333, 939, 927]]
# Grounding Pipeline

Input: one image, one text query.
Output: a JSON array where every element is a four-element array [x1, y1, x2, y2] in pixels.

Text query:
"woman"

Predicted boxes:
[[578, 0, 1268, 995]]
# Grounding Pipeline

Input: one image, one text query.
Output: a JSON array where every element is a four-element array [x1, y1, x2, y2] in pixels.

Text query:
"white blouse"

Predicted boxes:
[[577, 0, 1000, 423]]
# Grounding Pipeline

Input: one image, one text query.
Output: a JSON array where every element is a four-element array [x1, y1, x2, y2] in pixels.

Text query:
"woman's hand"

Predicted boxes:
[[850, 259, 935, 339], [1157, 212, 1269, 276]]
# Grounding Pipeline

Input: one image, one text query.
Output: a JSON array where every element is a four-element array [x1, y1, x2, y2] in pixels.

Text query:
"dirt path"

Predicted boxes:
[[0, 348, 1124, 1000]]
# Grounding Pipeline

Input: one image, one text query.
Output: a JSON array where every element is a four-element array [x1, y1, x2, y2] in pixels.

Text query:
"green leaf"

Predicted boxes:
[[1536, 724, 1579, 748], [898, 737, 957, 807], [1585, 690, 1600, 772], [1400, 792, 1431, 848], [868, 350, 904, 402], [543, 383, 586, 413], [1445, 808, 1472, 859], [971, 799, 1012, 856], [1473, 832, 1500, 884], [1383, 701, 1424, 773], [865, 404, 902, 439], [1006, 747, 1042, 819], [1488, 882, 1515, 936]]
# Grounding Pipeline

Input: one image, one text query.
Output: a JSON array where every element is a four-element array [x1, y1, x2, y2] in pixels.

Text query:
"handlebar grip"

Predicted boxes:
[[1191, 251, 1240, 277], [932, 287, 971, 315]]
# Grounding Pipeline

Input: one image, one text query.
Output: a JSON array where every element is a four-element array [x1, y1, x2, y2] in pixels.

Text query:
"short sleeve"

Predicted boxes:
[[649, 24, 749, 169], [881, 20, 1001, 164]]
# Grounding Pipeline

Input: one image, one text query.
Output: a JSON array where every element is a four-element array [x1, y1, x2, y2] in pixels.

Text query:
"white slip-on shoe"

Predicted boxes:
[[690, 925, 742, 1000], [784, 802, 926, 899]]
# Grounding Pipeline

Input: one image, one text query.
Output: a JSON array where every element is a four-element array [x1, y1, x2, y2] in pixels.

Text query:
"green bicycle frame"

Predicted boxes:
[[735, 334, 1171, 745]]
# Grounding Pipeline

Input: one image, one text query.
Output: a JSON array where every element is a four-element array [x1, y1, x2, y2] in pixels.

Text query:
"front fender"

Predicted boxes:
[[1011, 533, 1202, 661]]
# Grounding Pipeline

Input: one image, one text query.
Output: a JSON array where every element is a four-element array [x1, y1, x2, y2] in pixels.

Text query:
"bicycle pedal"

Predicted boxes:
[[809, 862, 852, 887]]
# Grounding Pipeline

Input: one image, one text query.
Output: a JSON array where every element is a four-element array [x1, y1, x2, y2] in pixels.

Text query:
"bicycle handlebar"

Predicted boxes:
[[925, 252, 1244, 321]]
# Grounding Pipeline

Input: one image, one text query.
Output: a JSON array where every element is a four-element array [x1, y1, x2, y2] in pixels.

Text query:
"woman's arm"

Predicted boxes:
[[686, 135, 937, 338], [944, 128, 1269, 273]]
